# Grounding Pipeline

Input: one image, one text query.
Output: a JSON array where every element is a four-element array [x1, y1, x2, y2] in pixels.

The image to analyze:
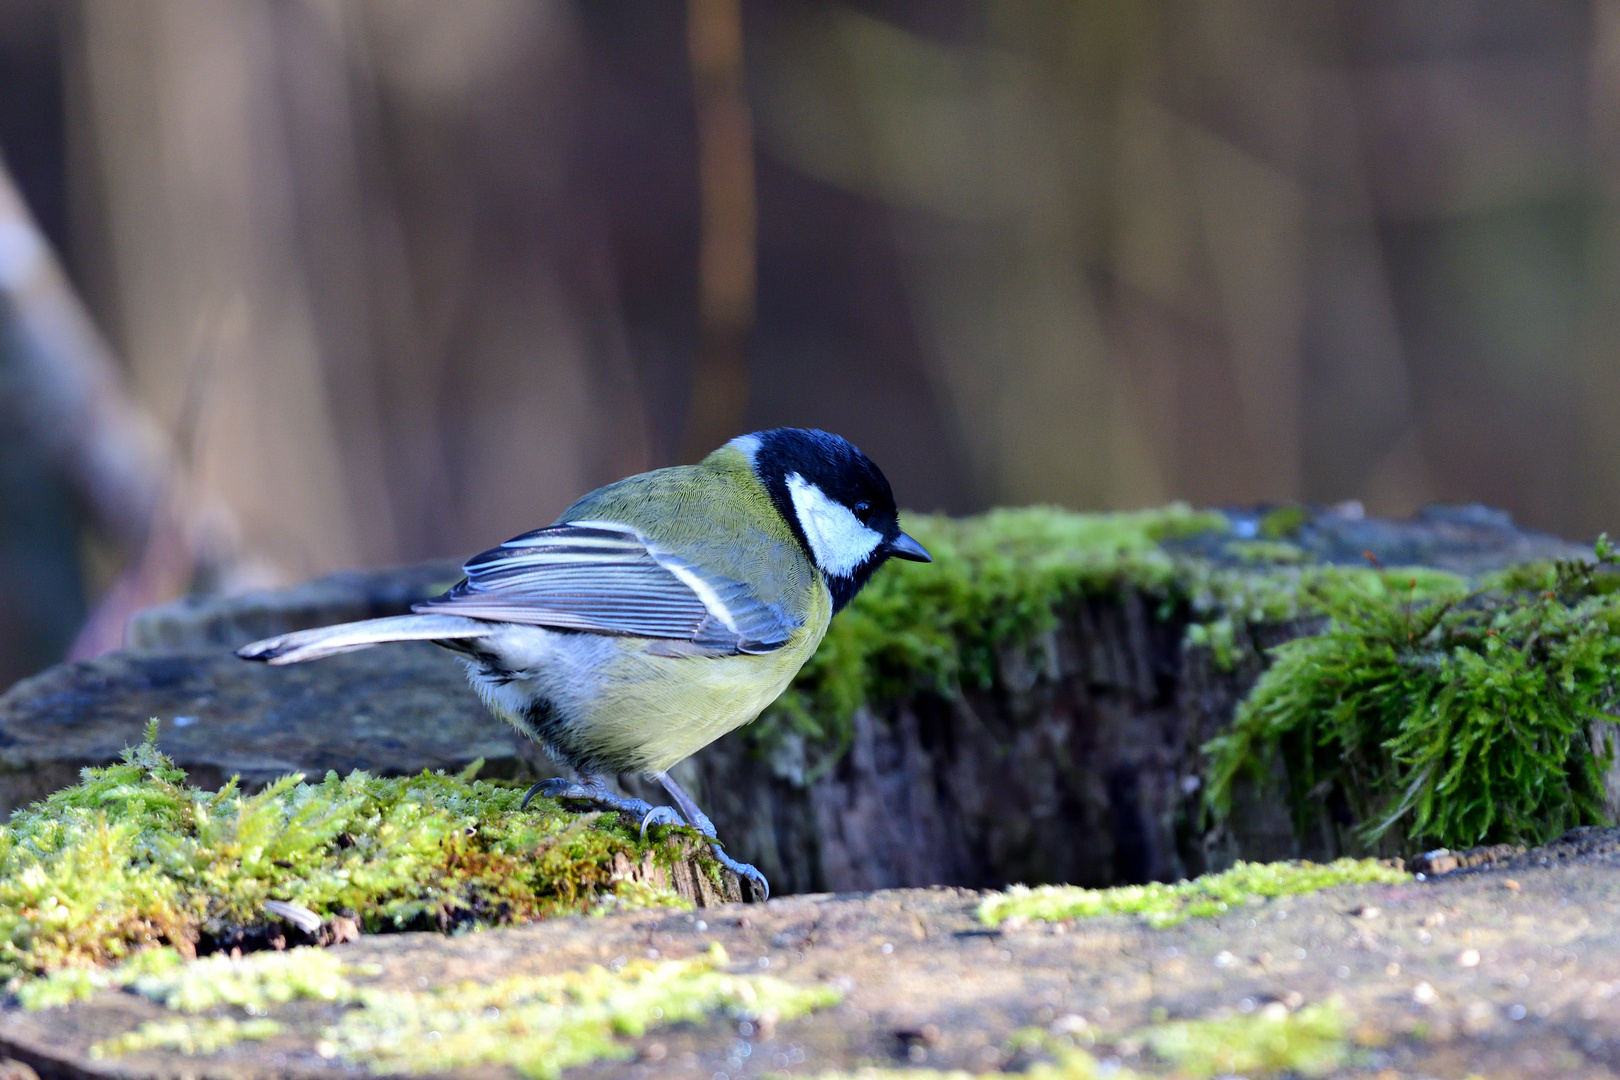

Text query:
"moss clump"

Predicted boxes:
[[1225, 539, 1308, 565], [20, 942, 368, 1011], [329, 944, 837, 1079], [0, 725, 697, 985], [1258, 504, 1310, 540], [1206, 544, 1620, 852], [812, 1005, 1347, 1080], [810, 1045, 1143, 1080], [94, 1016, 283, 1057], [1139, 1000, 1349, 1078], [759, 504, 1475, 760], [763, 505, 1227, 754], [68, 943, 838, 1076], [976, 857, 1407, 928]]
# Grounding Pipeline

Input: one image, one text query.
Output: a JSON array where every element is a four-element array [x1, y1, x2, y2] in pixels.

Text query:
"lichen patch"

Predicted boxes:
[[977, 858, 1408, 928], [69, 943, 840, 1079]]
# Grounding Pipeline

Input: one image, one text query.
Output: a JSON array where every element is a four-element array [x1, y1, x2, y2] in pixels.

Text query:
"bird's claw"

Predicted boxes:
[[710, 843, 769, 901], [639, 805, 683, 839], [527, 775, 765, 898], [522, 777, 585, 809], [523, 779, 681, 835]]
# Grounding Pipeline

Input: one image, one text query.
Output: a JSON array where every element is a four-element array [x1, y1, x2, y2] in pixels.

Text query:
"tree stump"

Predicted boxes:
[[0, 503, 1593, 896]]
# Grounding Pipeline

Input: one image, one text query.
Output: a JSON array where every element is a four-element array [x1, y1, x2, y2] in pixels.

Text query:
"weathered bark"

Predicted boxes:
[[670, 594, 1307, 895]]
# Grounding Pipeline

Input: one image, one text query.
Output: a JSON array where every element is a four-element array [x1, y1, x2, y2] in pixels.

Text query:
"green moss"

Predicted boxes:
[[0, 726, 700, 985], [20, 943, 371, 1011], [811, 1005, 1347, 1080], [1206, 547, 1620, 852], [1184, 617, 1240, 671], [44, 948, 373, 1057], [74, 945, 837, 1077], [1258, 505, 1310, 540], [762, 505, 1227, 754], [93, 1016, 282, 1057], [809, 1044, 1141, 1080], [59, 943, 840, 1076], [757, 505, 1485, 763], [1180, 558, 1465, 632], [135, 945, 364, 1012], [327, 943, 837, 1079], [1225, 539, 1308, 565], [1138, 1000, 1349, 1078], [976, 857, 1407, 928]]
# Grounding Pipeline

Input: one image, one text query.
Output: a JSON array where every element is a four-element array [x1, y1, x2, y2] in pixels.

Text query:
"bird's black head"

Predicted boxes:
[[731, 428, 931, 612]]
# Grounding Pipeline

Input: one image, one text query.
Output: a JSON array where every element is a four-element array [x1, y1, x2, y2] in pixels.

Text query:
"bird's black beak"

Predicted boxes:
[[886, 532, 932, 562]]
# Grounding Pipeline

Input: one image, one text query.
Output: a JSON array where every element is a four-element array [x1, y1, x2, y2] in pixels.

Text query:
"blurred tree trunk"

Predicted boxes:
[[749, 1, 1444, 517], [0, 157, 236, 660], [73, 0, 367, 586], [681, 0, 756, 461], [1575, 0, 1620, 538], [1338, 1, 1591, 531], [67, 0, 652, 587]]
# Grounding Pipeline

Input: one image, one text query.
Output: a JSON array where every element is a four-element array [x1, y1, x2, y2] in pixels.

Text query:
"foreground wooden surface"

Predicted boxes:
[[2, 830, 1617, 1080]]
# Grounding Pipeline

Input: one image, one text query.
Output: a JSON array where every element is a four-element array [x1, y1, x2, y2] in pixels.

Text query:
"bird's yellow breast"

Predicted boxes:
[[574, 578, 832, 775]]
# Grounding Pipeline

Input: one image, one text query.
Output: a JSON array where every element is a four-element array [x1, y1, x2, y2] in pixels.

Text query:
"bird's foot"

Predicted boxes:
[[653, 771, 769, 901], [709, 843, 770, 901], [522, 777, 681, 837], [521, 776, 585, 809], [638, 805, 684, 838]]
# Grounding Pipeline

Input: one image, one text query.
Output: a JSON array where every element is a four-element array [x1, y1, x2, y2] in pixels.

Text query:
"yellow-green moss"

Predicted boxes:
[[1137, 1000, 1349, 1078], [811, 1045, 1142, 1080], [0, 726, 699, 984], [977, 858, 1408, 928], [1257, 505, 1310, 540], [1030, 1002, 1347, 1080], [93, 1016, 282, 1057], [77, 943, 839, 1079], [20, 942, 370, 1011], [812, 1004, 1348, 1080], [1225, 539, 1308, 565], [1206, 545, 1620, 852], [328, 944, 837, 1078]]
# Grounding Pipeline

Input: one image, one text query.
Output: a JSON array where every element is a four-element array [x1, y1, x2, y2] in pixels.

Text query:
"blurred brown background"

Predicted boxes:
[[1, 0, 1616, 691]]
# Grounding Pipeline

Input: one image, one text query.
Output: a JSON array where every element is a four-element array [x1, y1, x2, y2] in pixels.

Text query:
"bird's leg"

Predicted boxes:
[[658, 773, 769, 900], [523, 774, 682, 838]]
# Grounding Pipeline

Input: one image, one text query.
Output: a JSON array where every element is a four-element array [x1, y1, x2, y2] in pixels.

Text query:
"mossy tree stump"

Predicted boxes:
[[0, 502, 1605, 898]]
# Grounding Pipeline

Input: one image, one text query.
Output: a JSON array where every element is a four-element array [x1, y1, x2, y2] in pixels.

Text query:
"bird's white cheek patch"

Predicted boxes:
[[786, 473, 883, 577]]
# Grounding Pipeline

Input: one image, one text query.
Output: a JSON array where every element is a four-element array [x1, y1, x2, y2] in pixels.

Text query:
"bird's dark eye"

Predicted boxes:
[[853, 501, 873, 523]]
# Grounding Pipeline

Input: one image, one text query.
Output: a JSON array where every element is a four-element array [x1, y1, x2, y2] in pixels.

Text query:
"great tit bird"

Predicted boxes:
[[237, 428, 930, 897]]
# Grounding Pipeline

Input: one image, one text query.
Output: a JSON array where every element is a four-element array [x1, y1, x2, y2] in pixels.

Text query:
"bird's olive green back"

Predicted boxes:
[[555, 444, 822, 621]]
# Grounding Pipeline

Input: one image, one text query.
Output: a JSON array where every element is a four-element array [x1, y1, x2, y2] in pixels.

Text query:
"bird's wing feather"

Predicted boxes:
[[412, 520, 797, 654]]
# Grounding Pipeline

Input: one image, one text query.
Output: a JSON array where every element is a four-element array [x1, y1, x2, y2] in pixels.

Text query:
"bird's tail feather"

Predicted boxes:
[[236, 614, 496, 665]]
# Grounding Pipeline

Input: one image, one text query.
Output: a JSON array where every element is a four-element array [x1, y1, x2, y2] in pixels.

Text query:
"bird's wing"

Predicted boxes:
[[411, 519, 798, 655]]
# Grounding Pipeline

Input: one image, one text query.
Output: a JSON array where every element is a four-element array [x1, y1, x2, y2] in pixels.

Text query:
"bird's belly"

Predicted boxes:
[[456, 616, 826, 776], [580, 639, 819, 774]]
